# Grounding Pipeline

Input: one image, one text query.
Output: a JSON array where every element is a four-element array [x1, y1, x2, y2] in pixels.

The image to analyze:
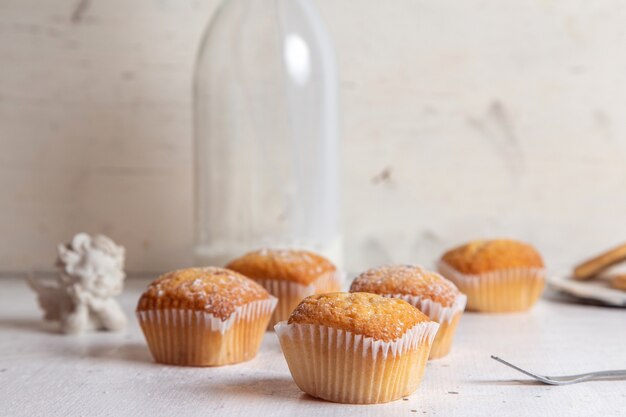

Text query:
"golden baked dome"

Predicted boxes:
[[136, 267, 270, 320], [287, 292, 430, 342], [226, 248, 336, 285], [440, 239, 544, 274], [350, 265, 460, 307]]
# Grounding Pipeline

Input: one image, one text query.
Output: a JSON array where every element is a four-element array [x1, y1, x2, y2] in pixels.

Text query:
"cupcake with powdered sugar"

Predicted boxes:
[[350, 264, 466, 359]]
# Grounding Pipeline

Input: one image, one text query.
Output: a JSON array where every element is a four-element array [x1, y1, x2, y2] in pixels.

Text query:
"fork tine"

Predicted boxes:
[[491, 356, 626, 385], [490, 355, 555, 384]]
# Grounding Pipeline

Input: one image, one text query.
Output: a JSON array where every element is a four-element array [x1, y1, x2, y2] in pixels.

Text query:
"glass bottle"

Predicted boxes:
[[193, 0, 341, 267]]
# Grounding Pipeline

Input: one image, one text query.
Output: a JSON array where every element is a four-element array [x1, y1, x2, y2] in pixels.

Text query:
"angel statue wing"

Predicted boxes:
[[26, 275, 71, 321]]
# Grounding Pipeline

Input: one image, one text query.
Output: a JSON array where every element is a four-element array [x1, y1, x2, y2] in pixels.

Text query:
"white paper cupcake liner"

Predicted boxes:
[[136, 296, 277, 334], [256, 270, 344, 328], [378, 292, 466, 359], [382, 293, 467, 324], [136, 296, 277, 366], [437, 260, 545, 312], [275, 320, 439, 403]]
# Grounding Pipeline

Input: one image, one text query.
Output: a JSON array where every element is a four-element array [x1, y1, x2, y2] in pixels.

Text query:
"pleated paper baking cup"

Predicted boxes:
[[136, 296, 277, 366], [437, 261, 545, 312], [274, 321, 439, 404], [384, 293, 466, 324], [382, 293, 466, 359], [256, 270, 344, 328]]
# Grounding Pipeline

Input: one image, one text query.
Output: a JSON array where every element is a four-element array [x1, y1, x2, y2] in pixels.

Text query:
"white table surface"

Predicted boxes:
[[1, 277, 625, 417]]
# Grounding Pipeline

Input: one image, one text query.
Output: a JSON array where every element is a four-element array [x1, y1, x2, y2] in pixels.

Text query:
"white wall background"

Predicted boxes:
[[2, 0, 626, 274]]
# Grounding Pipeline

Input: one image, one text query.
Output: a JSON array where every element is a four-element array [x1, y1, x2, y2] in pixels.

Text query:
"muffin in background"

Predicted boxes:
[[275, 292, 439, 404], [226, 249, 342, 328], [438, 239, 545, 312], [350, 265, 466, 359], [136, 267, 276, 366]]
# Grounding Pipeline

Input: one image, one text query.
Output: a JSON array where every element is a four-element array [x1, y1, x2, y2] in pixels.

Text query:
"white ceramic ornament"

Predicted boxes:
[[27, 233, 128, 334]]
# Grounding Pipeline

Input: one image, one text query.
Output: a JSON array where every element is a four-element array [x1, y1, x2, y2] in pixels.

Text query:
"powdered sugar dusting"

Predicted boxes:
[[137, 267, 270, 320], [350, 265, 461, 307]]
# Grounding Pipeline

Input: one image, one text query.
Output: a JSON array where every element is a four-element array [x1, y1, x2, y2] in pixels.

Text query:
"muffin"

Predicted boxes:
[[350, 265, 466, 359], [275, 292, 439, 404], [136, 267, 277, 366], [226, 249, 342, 328], [438, 239, 545, 312]]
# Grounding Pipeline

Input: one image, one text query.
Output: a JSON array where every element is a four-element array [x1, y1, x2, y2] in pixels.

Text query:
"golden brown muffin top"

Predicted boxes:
[[226, 249, 336, 285], [440, 239, 544, 274], [136, 267, 270, 320], [287, 292, 430, 342], [350, 265, 461, 307]]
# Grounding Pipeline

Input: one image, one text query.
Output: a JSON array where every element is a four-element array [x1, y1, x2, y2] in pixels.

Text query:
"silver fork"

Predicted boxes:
[[491, 356, 626, 385]]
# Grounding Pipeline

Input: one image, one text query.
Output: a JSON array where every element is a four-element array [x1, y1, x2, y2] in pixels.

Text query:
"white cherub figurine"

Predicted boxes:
[[27, 233, 128, 334]]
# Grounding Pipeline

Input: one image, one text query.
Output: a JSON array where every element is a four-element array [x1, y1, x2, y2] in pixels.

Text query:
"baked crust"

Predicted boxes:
[[226, 249, 336, 285], [573, 243, 626, 280], [349, 265, 460, 307], [287, 292, 430, 342], [611, 274, 626, 291], [136, 267, 270, 320], [440, 239, 544, 274]]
